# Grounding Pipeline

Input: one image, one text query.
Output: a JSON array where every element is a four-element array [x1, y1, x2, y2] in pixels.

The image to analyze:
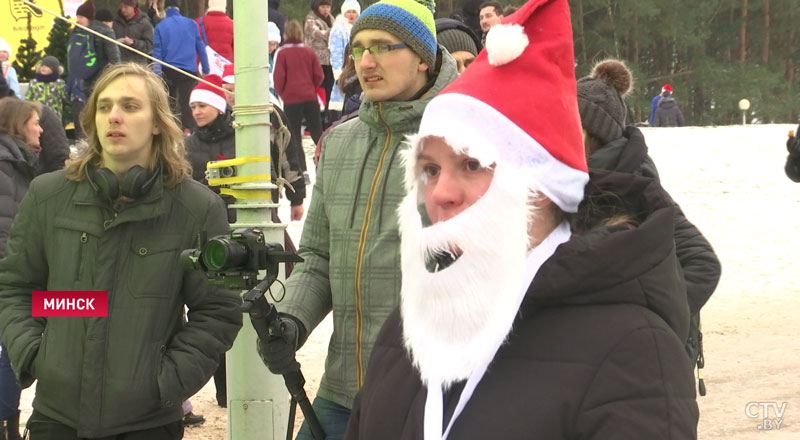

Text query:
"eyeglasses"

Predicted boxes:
[[350, 43, 408, 60]]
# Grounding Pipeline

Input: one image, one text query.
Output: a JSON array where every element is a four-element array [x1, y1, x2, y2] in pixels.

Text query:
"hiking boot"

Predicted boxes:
[[182, 412, 205, 427]]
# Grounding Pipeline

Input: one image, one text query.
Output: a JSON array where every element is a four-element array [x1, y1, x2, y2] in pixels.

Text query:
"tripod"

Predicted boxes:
[[242, 275, 326, 440]]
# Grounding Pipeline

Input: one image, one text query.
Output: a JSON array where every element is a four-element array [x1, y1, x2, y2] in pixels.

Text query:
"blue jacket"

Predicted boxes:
[[649, 94, 661, 126], [153, 8, 209, 74]]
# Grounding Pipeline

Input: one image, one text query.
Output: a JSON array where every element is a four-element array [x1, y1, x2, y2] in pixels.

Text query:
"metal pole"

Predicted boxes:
[[742, 111, 746, 126], [226, 2, 290, 439]]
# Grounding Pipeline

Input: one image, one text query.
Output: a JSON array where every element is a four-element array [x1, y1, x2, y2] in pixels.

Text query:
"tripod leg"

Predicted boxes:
[[287, 397, 298, 440]]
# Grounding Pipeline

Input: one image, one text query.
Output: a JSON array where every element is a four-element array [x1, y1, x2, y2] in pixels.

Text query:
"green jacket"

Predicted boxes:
[[0, 170, 242, 437], [280, 49, 459, 409]]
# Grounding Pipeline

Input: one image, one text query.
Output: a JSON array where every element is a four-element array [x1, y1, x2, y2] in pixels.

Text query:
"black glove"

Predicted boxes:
[[256, 314, 304, 375]]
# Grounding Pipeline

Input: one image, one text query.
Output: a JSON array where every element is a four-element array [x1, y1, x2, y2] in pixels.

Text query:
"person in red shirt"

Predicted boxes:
[[274, 19, 324, 172], [196, 0, 234, 62]]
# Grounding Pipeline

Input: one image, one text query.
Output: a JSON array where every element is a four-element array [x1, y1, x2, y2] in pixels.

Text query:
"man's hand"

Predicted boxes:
[[120, 36, 134, 45], [256, 315, 302, 375], [291, 205, 304, 221]]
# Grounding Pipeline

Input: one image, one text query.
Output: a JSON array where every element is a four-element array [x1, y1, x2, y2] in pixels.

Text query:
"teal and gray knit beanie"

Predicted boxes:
[[350, 0, 437, 68]]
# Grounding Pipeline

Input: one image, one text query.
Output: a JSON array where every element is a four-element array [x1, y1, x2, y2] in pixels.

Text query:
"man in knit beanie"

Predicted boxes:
[[67, 0, 120, 139], [113, 0, 155, 65], [348, 0, 439, 100], [256, 1, 458, 438], [76, 0, 96, 21], [435, 17, 481, 73]]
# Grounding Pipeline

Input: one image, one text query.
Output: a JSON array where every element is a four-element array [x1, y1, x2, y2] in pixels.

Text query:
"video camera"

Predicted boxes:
[[180, 228, 301, 290], [180, 228, 323, 439]]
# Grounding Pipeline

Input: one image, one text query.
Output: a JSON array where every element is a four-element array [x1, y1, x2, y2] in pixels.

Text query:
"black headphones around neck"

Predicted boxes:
[[86, 163, 162, 200]]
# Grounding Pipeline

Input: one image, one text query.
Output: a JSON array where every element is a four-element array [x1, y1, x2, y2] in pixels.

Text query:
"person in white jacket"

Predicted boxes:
[[327, 0, 360, 121], [0, 38, 20, 98]]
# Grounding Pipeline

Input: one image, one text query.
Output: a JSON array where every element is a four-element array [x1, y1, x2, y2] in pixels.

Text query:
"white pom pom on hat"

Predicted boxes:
[[485, 24, 528, 66]]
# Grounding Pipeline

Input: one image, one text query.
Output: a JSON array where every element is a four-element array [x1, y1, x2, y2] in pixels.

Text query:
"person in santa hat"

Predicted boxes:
[[185, 74, 306, 224], [344, 0, 698, 438], [650, 83, 673, 126], [653, 88, 686, 127]]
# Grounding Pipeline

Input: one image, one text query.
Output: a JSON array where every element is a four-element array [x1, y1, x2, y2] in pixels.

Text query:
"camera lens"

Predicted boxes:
[[202, 238, 249, 271], [220, 166, 235, 178]]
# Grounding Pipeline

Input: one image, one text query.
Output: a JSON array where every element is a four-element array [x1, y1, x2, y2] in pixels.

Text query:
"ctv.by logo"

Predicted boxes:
[[745, 402, 787, 431]]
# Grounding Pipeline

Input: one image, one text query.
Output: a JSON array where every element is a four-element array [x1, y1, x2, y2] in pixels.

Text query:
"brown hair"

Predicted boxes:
[[65, 62, 191, 187], [284, 19, 304, 41], [337, 43, 356, 95], [568, 187, 638, 236], [0, 98, 41, 145]]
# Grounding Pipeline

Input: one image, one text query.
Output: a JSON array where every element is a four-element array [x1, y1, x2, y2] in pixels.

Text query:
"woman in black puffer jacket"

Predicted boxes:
[[577, 59, 721, 367], [0, 97, 43, 440], [185, 75, 306, 221]]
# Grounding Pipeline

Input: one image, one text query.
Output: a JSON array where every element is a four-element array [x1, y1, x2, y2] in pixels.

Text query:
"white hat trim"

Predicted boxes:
[[190, 89, 227, 113], [408, 93, 588, 213]]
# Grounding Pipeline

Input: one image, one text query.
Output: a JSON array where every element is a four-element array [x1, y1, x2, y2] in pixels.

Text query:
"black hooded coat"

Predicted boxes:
[[345, 170, 699, 440]]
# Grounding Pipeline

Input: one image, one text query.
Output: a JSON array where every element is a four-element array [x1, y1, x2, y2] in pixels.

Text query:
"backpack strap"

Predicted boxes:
[[199, 17, 209, 44]]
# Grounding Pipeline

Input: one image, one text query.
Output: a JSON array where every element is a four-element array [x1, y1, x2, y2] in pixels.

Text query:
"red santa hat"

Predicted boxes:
[[222, 63, 234, 84], [662, 83, 673, 93], [190, 74, 227, 113], [408, 0, 588, 212]]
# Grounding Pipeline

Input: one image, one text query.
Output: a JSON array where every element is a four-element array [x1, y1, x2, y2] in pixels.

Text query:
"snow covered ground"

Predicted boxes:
[[19, 124, 800, 438]]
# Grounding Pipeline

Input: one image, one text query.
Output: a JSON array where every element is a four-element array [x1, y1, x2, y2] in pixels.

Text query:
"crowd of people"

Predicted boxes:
[[0, 0, 725, 439]]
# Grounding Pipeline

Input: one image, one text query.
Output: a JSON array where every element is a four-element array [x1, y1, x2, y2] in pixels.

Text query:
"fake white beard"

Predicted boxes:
[[399, 166, 538, 387]]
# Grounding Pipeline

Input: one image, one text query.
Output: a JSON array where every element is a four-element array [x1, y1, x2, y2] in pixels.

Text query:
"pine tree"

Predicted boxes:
[[44, 17, 73, 76], [12, 14, 43, 82]]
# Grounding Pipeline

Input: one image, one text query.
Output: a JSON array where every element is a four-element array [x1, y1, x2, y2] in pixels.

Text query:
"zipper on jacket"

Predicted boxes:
[[353, 102, 393, 388], [75, 232, 88, 281]]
